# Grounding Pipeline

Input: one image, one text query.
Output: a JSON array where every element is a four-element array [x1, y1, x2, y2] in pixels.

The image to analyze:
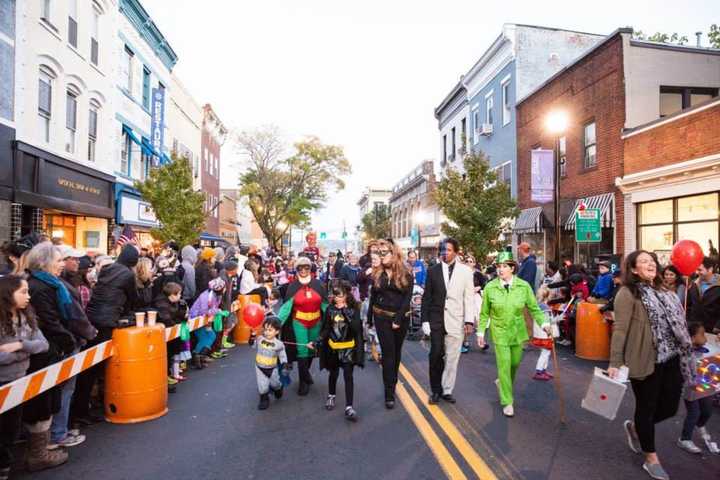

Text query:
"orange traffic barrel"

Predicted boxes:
[[105, 325, 168, 424], [233, 294, 262, 344], [575, 302, 611, 361]]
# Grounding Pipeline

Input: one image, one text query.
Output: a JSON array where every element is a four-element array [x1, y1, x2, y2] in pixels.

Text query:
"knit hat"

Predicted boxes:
[[295, 256, 312, 268], [117, 244, 139, 268], [78, 256, 94, 270], [208, 277, 225, 291], [200, 247, 215, 262]]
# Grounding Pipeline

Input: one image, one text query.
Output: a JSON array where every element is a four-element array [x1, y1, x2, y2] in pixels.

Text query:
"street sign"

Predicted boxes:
[[320, 232, 327, 240], [575, 208, 601, 243]]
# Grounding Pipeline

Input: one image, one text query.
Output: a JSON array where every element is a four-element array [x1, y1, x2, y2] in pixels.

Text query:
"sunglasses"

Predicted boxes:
[[378, 250, 391, 256]]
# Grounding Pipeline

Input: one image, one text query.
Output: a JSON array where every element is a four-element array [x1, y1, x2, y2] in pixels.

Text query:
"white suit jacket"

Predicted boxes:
[[442, 262, 475, 338]]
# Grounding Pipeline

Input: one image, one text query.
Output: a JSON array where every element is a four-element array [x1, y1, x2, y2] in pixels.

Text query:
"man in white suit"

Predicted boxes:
[[421, 238, 475, 404]]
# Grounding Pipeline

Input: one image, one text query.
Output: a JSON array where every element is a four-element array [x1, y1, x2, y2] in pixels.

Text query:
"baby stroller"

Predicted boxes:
[[406, 285, 424, 341]]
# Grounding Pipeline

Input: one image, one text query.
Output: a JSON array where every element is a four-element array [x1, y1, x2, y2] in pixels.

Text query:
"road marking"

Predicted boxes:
[[400, 363, 499, 480], [396, 382, 467, 480]]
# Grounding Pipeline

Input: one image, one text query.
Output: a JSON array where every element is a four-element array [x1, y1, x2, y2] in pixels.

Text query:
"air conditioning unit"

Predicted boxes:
[[481, 123, 493, 136]]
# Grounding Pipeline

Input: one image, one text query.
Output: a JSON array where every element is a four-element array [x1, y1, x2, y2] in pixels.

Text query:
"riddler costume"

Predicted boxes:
[[479, 252, 547, 410], [278, 277, 328, 395]]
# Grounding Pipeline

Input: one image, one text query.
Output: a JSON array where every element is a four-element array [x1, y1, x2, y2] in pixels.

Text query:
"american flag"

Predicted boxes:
[[115, 224, 137, 248]]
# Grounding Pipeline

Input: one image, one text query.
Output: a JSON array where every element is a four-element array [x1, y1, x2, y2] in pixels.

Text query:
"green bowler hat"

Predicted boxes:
[[495, 251, 516, 265]]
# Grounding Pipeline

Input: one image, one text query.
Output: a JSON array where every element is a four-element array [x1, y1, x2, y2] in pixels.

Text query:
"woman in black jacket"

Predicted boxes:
[[195, 248, 216, 295], [134, 257, 154, 312]]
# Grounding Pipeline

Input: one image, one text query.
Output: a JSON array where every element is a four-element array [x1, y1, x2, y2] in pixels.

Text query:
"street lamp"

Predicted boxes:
[[414, 210, 428, 256], [545, 110, 569, 265]]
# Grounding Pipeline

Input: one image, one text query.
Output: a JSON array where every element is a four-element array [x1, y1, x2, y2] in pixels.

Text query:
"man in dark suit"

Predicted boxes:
[[421, 238, 475, 404]]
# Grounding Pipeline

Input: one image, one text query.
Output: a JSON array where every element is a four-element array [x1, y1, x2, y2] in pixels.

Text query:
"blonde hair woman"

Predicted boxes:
[[368, 239, 413, 409], [134, 257, 154, 311]]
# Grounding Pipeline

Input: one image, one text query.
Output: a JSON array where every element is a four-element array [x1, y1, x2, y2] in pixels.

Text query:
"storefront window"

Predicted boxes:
[[639, 199, 673, 224], [677, 193, 718, 222]]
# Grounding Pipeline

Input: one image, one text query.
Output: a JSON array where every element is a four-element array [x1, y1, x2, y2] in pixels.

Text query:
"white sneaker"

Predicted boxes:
[[677, 438, 701, 454], [697, 426, 711, 441], [503, 404, 514, 417]]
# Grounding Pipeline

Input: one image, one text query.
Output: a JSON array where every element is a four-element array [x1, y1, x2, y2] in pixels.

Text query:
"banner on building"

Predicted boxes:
[[531, 149, 554, 204], [150, 87, 165, 167]]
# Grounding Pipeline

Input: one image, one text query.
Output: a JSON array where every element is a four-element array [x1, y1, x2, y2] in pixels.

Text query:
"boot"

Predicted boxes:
[[258, 394, 270, 410], [272, 386, 283, 399], [26, 430, 68, 472], [222, 335, 236, 349], [191, 354, 205, 370]]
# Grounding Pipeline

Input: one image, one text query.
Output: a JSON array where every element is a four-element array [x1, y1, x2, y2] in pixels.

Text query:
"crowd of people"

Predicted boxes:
[[0, 230, 718, 480]]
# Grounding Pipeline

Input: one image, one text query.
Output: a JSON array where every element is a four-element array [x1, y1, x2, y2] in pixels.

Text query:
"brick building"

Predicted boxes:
[[514, 28, 720, 267], [616, 99, 720, 263], [200, 104, 227, 239]]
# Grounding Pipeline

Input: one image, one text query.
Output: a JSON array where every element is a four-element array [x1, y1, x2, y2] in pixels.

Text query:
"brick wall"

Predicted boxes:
[[624, 103, 720, 175], [516, 34, 626, 254], [201, 129, 220, 235]]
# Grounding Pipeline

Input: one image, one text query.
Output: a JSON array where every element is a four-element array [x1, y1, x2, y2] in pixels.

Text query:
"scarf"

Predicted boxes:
[[32, 270, 73, 322], [637, 283, 694, 386]]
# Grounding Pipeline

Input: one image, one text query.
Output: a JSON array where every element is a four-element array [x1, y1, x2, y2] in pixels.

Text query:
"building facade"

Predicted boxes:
[[436, 24, 605, 198], [357, 187, 392, 217], [219, 189, 239, 246], [0, 0, 17, 244], [515, 29, 720, 267], [9, 0, 118, 253], [389, 160, 440, 257], [167, 74, 202, 189], [200, 104, 227, 238]]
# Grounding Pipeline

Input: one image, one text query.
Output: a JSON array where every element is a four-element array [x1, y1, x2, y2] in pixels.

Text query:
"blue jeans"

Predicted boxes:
[[681, 396, 713, 440], [193, 327, 216, 353], [50, 375, 77, 443]]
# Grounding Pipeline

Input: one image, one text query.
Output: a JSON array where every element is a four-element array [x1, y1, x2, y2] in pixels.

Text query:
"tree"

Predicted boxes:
[[360, 204, 391, 240], [631, 29, 688, 45], [236, 126, 351, 250], [434, 150, 518, 261], [134, 155, 206, 247], [709, 24, 720, 48]]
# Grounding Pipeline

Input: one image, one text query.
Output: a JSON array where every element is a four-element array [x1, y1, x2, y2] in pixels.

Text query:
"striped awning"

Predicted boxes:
[[513, 206, 544, 234], [565, 192, 615, 230]]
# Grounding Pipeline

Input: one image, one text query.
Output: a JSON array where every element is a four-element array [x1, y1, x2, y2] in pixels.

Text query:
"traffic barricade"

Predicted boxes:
[[232, 294, 262, 344], [575, 302, 611, 361]]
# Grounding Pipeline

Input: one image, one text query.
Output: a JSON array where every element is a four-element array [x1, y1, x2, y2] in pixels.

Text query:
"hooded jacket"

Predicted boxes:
[[687, 274, 720, 332], [86, 245, 138, 329], [180, 246, 197, 303]]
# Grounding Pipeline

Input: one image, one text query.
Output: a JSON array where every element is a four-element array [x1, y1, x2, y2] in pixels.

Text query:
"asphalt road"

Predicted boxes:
[[15, 338, 720, 480]]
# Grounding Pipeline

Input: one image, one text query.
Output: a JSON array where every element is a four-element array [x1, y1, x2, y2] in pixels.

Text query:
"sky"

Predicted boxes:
[[141, 0, 717, 241]]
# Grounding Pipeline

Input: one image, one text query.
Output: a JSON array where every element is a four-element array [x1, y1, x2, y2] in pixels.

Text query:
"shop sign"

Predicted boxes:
[[531, 149, 554, 204], [42, 162, 110, 206], [150, 87, 165, 167], [576, 208, 602, 243], [138, 201, 157, 222]]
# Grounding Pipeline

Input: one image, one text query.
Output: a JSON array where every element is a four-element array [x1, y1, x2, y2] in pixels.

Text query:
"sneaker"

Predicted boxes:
[[642, 462, 670, 480], [172, 374, 187, 382], [461, 344, 469, 354], [325, 395, 336, 410], [210, 351, 226, 359], [222, 340, 236, 349], [623, 420, 642, 454], [533, 371, 552, 381], [180, 361, 188, 371], [502, 404, 514, 417], [168, 376, 178, 385], [345, 406, 358, 422], [677, 438, 701, 454], [48, 432, 86, 450], [258, 394, 269, 410]]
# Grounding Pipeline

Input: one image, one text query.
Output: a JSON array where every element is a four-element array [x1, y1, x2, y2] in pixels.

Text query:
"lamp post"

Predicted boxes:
[[545, 111, 568, 266]]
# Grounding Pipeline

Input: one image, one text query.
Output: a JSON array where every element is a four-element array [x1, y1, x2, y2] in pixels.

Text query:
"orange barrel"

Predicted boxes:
[[233, 294, 262, 344], [104, 325, 168, 424], [575, 302, 612, 361]]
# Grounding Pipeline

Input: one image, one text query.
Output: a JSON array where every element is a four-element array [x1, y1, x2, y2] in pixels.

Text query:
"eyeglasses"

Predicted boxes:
[[378, 250, 391, 256]]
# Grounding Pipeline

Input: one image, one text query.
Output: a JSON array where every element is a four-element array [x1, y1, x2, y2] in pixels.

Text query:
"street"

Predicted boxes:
[[17, 338, 720, 480]]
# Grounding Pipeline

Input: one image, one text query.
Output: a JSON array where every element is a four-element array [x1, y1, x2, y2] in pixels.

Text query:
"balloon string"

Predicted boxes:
[[684, 277, 689, 312]]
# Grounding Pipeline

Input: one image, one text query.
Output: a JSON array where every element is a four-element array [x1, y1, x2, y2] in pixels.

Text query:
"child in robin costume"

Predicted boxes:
[[277, 256, 328, 395], [255, 316, 288, 410], [309, 281, 364, 422], [478, 251, 549, 418]]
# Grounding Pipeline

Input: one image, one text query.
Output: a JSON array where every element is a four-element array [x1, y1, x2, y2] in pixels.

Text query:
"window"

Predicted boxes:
[[472, 109, 480, 144], [460, 117, 466, 151], [501, 79, 511, 126], [442, 134, 447, 164], [142, 67, 150, 109], [499, 162, 511, 186], [140, 143, 151, 180], [41, 0, 52, 24], [65, 89, 77, 153], [583, 121, 596, 168], [485, 94, 494, 126], [659, 86, 718, 117], [87, 103, 98, 162], [90, 9, 99, 66], [38, 69, 53, 143], [122, 46, 133, 93], [0, 0, 14, 122], [68, 0, 77, 48], [450, 127, 456, 161], [559, 136, 567, 177], [638, 193, 719, 258], [120, 128, 131, 175]]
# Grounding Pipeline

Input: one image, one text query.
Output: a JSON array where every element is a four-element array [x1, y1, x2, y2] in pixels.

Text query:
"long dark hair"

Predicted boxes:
[[0, 275, 38, 336], [621, 250, 663, 298], [661, 265, 684, 288], [330, 280, 357, 310]]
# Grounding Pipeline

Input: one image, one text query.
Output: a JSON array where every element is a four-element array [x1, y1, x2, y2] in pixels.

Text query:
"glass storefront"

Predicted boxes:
[[45, 212, 108, 254], [638, 192, 719, 262]]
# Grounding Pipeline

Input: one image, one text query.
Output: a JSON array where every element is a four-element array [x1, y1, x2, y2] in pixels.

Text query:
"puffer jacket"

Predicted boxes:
[[180, 246, 197, 303], [86, 245, 138, 328], [27, 275, 77, 357]]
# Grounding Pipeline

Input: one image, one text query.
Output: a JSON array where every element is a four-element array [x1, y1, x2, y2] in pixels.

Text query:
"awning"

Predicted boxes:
[[200, 232, 224, 243], [122, 124, 142, 147], [512, 207, 544, 234], [565, 192, 615, 230]]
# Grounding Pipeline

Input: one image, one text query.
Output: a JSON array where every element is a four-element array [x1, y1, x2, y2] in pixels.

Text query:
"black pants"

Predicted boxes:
[[297, 357, 314, 385], [328, 363, 354, 407], [630, 356, 683, 453], [375, 317, 407, 400], [0, 395, 22, 469], [681, 396, 713, 440], [429, 327, 446, 395], [71, 327, 113, 419]]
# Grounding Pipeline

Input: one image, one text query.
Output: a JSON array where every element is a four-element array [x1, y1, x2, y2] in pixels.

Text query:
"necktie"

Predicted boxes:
[[448, 262, 455, 281], [504, 284, 510, 292]]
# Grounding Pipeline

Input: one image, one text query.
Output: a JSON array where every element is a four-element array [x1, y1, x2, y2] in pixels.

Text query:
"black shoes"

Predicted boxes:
[[428, 393, 441, 405], [273, 387, 283, 399], [258, 394, 270, 410], [385, 399, 395, 409], [442, 394, 456, 404], [297, 382, 310, 396]]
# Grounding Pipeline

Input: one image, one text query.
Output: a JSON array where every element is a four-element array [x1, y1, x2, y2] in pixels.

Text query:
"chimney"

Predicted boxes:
[[696, 31, 702, 47]]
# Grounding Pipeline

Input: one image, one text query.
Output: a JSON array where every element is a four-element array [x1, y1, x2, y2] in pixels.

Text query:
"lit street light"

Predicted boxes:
[[545, 110, 568, 265]]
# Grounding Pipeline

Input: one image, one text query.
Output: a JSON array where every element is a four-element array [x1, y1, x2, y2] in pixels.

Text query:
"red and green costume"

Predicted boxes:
[[278, 279, 328, 362]]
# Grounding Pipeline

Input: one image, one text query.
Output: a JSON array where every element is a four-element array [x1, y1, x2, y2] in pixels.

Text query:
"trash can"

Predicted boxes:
[[233, 294, 262, 344], [105, 324, 168, 424], [575, 302, 611, 361]]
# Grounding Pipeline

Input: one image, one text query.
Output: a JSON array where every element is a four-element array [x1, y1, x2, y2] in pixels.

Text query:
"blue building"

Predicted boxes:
[[436, 24, 604, 199]]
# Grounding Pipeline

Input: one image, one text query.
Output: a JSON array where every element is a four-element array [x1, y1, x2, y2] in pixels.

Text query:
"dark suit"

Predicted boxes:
[[422, 264, 449, 395]]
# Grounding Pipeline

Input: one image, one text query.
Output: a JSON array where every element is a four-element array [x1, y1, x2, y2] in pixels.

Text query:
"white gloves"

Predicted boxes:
[[422, 322, 431, 336], [476, 335, 485, 348]]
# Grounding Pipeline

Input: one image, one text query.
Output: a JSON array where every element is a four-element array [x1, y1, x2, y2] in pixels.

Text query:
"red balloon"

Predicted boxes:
[[670, 240, 704, 276], [242, 303, 265, 328]]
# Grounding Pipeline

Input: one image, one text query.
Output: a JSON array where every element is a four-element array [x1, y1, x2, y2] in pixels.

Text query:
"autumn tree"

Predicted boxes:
[[236, 126, 351, 250], [434, 150, 518, 261], [360, 204, 391, 240], [134, 155, 206, 247]]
